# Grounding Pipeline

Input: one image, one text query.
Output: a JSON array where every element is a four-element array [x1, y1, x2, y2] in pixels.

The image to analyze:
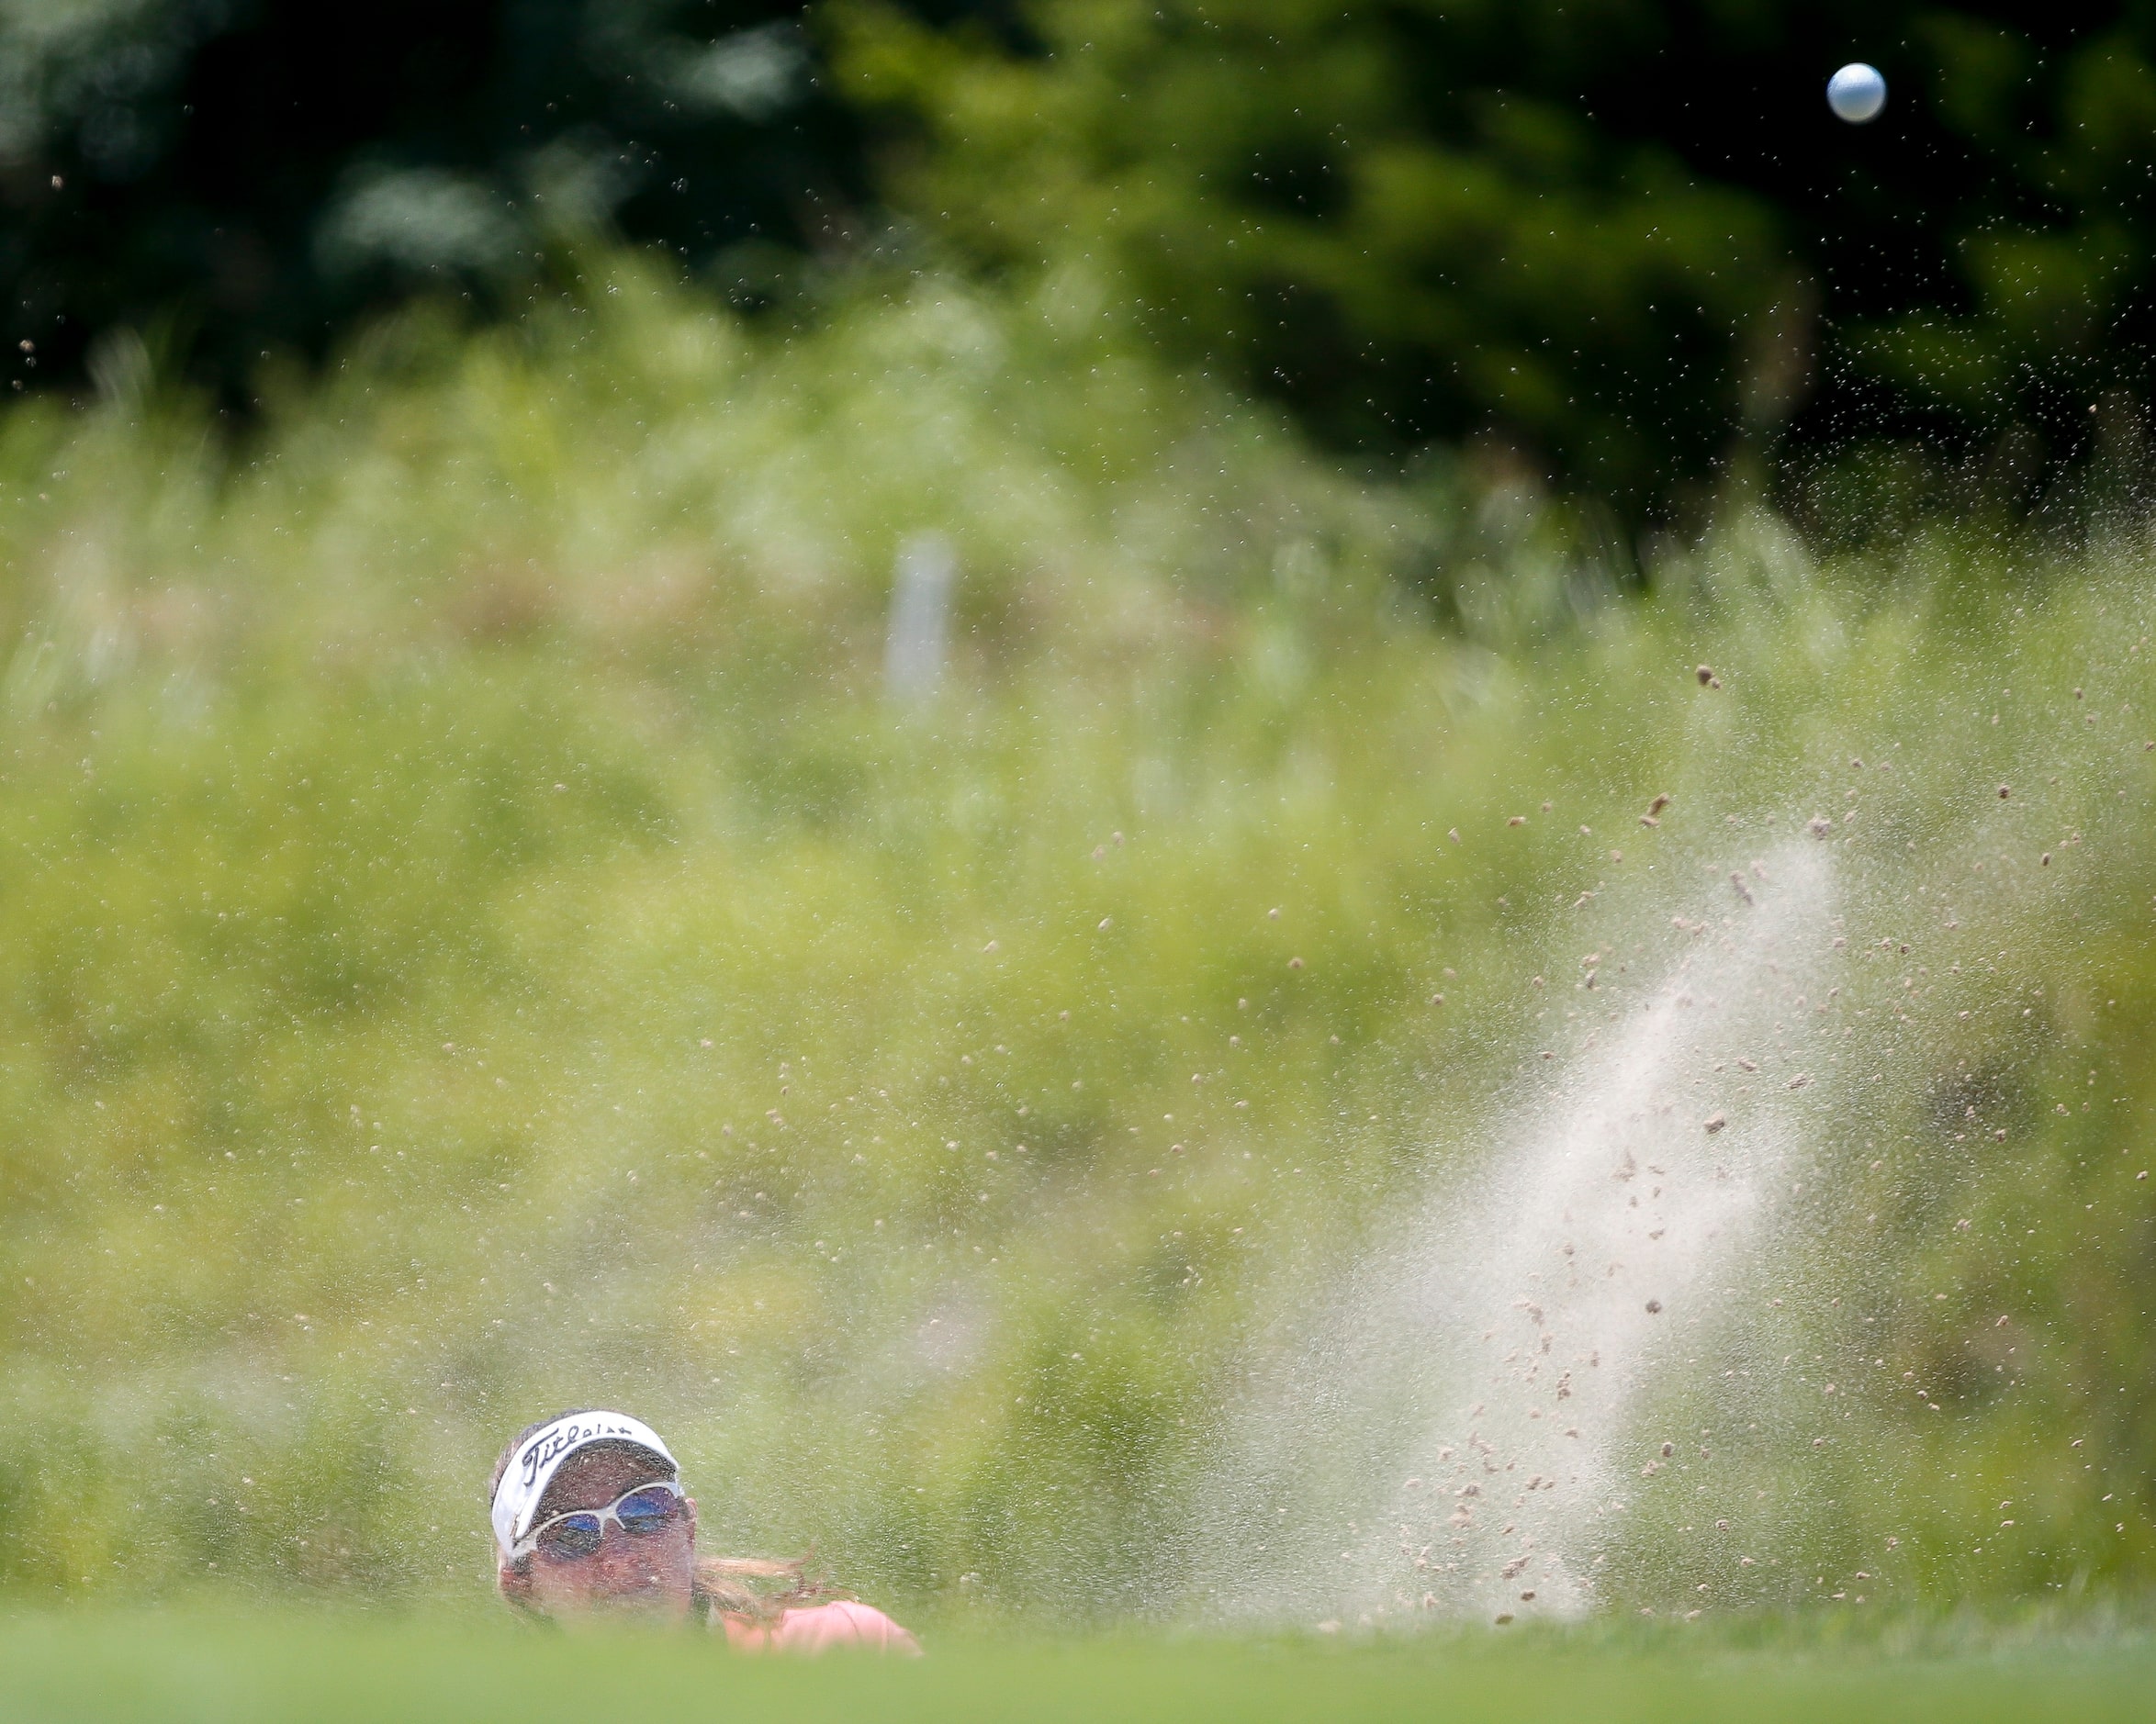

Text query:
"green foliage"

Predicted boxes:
[[0, 259, 2152, 1626]]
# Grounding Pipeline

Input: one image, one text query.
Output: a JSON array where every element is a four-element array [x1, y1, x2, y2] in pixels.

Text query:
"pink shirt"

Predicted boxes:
[[721, 1599, 921, 1655]]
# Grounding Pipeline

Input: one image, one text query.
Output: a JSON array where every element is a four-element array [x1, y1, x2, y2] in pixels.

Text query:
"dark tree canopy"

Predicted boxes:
[[5, 1, 2156, 511], [840, 0, 2156, 508], [0, 0, 871, 396]]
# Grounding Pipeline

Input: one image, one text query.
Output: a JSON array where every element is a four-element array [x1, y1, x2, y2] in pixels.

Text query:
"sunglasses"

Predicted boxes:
[[511, 1480, 688, 1563]]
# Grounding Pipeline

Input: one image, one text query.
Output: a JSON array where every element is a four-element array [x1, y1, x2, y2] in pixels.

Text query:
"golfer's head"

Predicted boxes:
[[490, 1411, 698, 1622]]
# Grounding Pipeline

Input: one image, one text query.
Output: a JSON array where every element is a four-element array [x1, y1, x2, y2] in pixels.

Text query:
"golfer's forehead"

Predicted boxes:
[[535, 1442, 674, 1516]]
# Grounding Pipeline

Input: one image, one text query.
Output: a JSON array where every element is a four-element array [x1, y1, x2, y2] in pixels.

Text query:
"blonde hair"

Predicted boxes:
[[692, 1552, 847, 1626]]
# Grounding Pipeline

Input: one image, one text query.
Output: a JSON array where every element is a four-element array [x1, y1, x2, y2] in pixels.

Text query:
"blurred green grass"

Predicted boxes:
[[2, 1610, 2154, 1724], [0, 257, 2152, 1625]]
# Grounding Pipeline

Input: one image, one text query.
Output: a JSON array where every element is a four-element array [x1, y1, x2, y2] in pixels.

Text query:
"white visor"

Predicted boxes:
[[490, 1411, 679, 1561]]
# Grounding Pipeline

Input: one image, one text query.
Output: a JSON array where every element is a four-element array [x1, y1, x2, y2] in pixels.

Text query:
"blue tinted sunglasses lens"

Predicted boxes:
[[617, 1489, 680, 1534], [537, 1514, 605, 1559]]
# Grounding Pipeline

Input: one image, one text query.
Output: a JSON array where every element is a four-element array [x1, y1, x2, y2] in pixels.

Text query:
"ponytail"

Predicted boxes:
[[691, 1552, 846, 1626]]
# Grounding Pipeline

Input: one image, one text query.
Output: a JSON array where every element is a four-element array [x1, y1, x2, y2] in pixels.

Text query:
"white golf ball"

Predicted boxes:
[[1827, 62, 1887, 124]]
